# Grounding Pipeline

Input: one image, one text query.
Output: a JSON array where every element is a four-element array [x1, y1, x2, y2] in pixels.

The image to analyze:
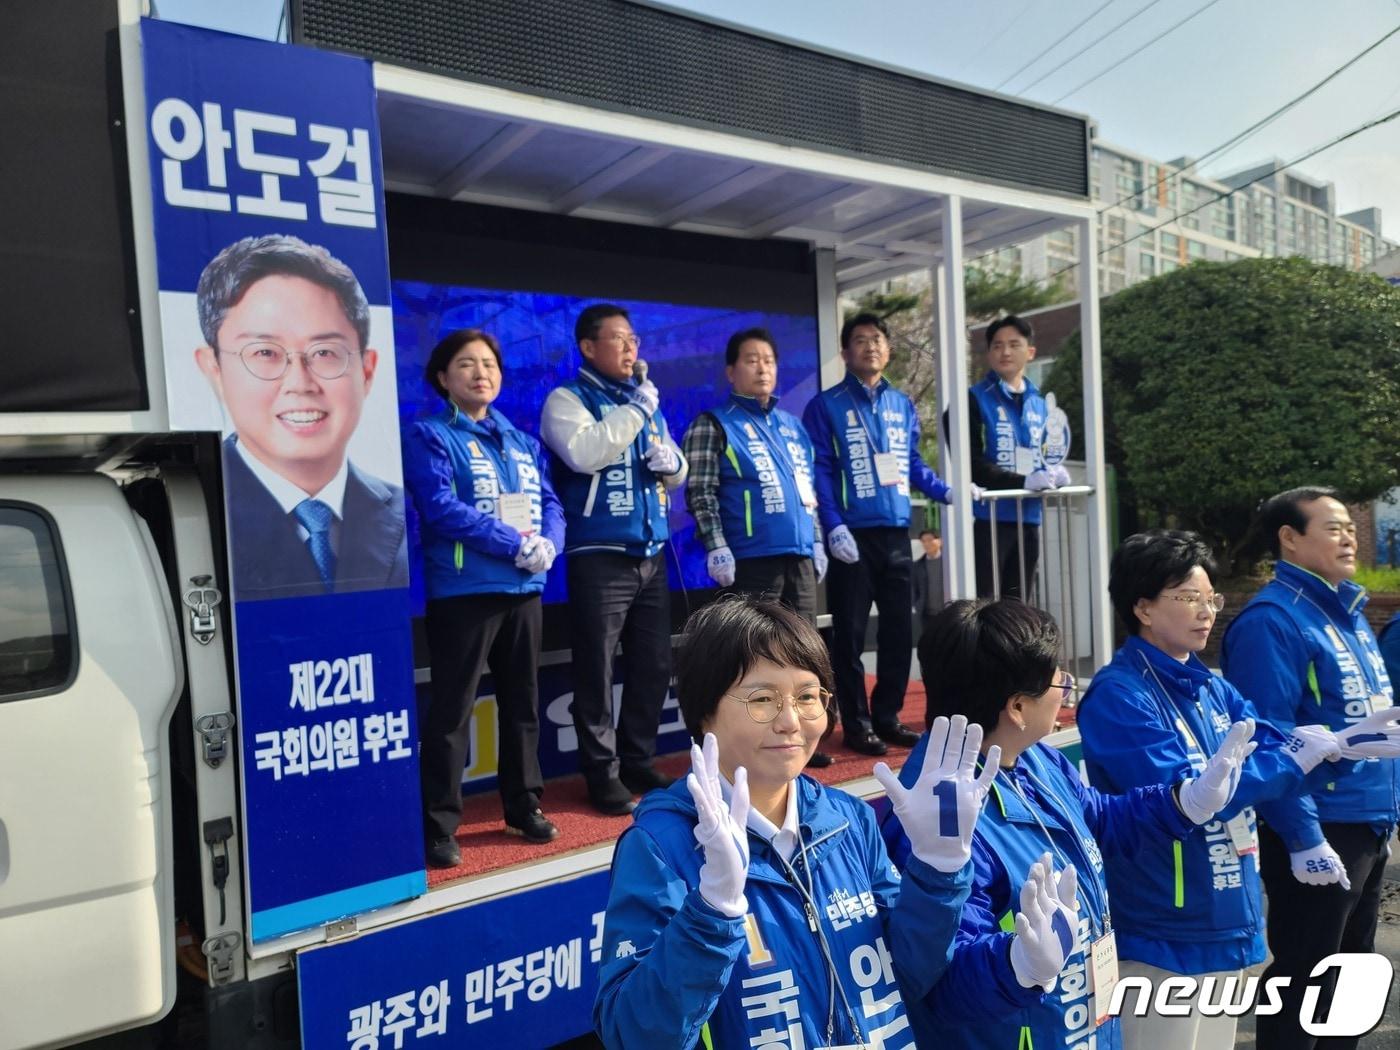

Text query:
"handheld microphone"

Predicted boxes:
[[632, 359, 649, 384]]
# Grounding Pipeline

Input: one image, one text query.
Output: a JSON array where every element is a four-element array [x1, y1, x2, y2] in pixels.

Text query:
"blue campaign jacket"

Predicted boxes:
[[1381, 613, 1400, 691], [969, 372, 1049, 527], [402, 406, 564, 600], [803, 373, 949, 532], [1221, 561, 1400, 843], [881, 735, 1193, 1050], [1077, 636, 1347, 975], [551, 366, 676, 557], [710, 395, 817, 559], [595, 773, 973, 1050]]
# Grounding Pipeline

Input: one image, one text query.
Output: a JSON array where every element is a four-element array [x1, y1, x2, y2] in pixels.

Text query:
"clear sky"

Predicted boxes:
[[155, 0, 1400, 240]]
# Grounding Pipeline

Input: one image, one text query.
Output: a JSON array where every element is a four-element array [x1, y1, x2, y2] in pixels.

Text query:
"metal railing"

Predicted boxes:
[[976, 483, 1096, 684]]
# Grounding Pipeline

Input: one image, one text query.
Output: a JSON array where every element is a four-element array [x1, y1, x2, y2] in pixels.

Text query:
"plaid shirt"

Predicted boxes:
[[681, 409, 822, 554]]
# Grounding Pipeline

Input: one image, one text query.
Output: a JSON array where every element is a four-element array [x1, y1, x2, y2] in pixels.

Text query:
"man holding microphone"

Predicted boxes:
[[541, 304, 687, 815], [682, 327, 832, 767], [803, 313, 954, 757]]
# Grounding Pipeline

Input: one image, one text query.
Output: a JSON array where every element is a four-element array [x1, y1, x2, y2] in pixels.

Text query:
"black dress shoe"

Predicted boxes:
[[425, 836, 461, 869], [874, 722, 920, 748], [843, 730, 889, 757], [506, 808, 560, 844], [588, 776, 638, 816], [620, 764, 676, 794], [805, 750, 835, 769]]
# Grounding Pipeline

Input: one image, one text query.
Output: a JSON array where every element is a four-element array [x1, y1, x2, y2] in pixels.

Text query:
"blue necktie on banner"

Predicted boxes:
[[294, 498, 337, 587]]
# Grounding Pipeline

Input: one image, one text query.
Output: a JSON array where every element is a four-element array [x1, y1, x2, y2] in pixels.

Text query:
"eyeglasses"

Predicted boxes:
[[1164, 591, 1226, 615], [722, 687, 831, 724], [222, 342, 357, 381], [595, 332, 641, 350], [1054, 671, 1076, 706]]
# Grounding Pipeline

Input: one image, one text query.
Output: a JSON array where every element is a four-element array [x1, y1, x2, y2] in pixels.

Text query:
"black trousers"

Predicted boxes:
[[421, 592, 544, 841], [567, 551, 672, 782], [726, 554, 817, 623], [1257, 821, 1392, 1050], [974, 518, 1041, 601], [826, 527, 912, 734]]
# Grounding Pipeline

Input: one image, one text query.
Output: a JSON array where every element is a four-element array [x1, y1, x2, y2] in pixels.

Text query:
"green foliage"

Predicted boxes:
[[1048, 257, 1400, 562], [1353, 565, 1400, 594], [964, 266, 1071, 324]]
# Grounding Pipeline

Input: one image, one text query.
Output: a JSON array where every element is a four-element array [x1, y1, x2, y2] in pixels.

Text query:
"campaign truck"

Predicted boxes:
[[0, 2, 1110, 1047]]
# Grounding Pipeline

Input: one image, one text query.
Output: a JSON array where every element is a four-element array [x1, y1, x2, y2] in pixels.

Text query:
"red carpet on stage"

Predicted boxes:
[[426, 677, 929, 888]]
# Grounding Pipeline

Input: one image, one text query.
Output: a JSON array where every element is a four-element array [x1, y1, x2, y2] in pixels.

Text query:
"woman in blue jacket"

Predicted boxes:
[[1078, 530, 1397, 1050], [881, 598, 1255, 1050], [403, 328, 565, 868], [594, 596, 1051, 1050]]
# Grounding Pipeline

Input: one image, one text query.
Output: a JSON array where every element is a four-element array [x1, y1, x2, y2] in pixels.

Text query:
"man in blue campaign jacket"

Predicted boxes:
[[540, 304, 688, 816], [954, 315, 1070, 601], [682, 329, 824, 605], [803, 312, 952, 757], [595, 766, 971, 1049], [1221, 487, 1400, 1050]]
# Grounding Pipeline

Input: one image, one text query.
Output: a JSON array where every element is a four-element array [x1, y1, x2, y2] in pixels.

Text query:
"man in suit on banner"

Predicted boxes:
[[194, 234, 408, 602]]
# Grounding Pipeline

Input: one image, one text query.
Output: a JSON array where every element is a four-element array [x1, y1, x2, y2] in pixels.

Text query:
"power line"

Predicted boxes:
[[976, 0, 1038, 57], [1089, 22, 1400, 217], [1050, 0, 1226, 103], [995, 0, 1119, 93], [1039, 104, 1400, 287], [1016, 0, 1166, 97]]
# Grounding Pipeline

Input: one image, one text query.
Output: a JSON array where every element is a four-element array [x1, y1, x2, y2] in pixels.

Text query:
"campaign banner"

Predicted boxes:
[[298, 871, 611, 1048], [141, 18, 425, 941]]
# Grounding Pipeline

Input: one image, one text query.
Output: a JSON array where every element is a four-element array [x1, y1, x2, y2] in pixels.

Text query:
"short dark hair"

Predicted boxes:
[[1109, 530, 1219, 635], [425, 328, 503, 400], [725, 327, 778, 367], [919, 528, 941, 539], [840, 312, 890, 350], [1257, 487, 1342, 559], [985, 314, 1034, 349], [676, 596, 834, 743], [196, 234, 370, 350], [574, 303, 630, 346], [917, 599, 1060, 733]]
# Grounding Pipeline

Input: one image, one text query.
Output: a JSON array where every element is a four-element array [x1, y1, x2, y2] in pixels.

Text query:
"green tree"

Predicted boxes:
[[1047, 257, 1400, 565]]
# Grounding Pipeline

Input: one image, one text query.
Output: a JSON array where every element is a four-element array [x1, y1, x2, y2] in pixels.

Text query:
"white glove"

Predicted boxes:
[[941, 489, 955, 506], [827, 524, 860, 564], [628, 380, 660, 418], [1281, 723, 1342, 774], [812, 542, 828, 583], [643, 440, 680, 476], [1008, 854, 1080, 992], [1290, 841, 1352, 889], [1336, 707, 1400, 760], [873, 714, 1000, 873], [970, 483, 986, 501], [1177, 719, 1257, 824], [1048, 464, 1072, 487], [707, 546, 736, 588], [686, 733, 751, 918], [1024, 469, 1058, 492], [514, 535, 555, 574]]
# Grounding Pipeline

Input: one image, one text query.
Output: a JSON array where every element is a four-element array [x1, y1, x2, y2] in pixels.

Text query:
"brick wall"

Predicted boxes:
[[1201, 586, 1400, 666], [1353, 501, 1377, 565]]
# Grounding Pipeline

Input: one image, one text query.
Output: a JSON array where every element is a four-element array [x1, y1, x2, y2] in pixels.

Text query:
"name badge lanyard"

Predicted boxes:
[[1282, 583, 1387, 697], [1137, 652, 1226, 756], [999, 767, 1111, 938]]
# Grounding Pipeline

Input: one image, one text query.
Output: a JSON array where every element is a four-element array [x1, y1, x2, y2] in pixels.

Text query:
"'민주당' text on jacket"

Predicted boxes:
[[594, 773, 973, 1050]]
